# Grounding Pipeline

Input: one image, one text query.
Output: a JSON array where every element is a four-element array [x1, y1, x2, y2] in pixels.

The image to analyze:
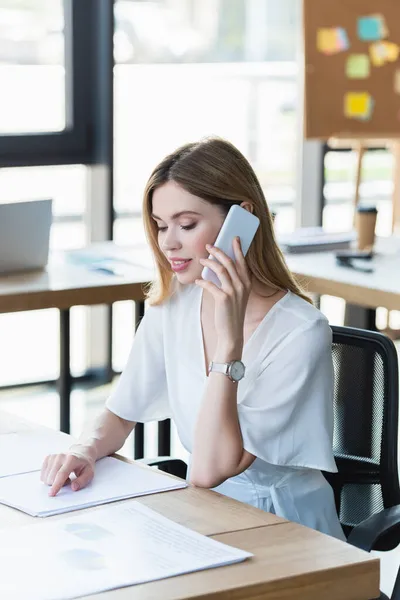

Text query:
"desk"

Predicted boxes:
[[0, 243, 154, 435], [0, 489, 379, 600], [285, 236, 400, 311], [0, 417, 380, 599]]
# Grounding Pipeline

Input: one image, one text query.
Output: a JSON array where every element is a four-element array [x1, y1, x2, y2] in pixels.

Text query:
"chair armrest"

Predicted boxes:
[[136, 456, 188, 480], [347, 505, 400, 552]]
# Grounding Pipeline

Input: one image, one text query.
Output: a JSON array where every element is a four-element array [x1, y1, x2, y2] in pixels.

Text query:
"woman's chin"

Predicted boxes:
[[173, 269, 201, 285]]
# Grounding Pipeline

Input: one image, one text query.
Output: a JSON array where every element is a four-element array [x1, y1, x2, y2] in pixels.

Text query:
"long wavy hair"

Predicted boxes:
[[142, 137, 311, 306]]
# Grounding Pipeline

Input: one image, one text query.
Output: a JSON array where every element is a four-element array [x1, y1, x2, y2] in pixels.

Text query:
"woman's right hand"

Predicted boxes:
[[41, 445, 96, 497]]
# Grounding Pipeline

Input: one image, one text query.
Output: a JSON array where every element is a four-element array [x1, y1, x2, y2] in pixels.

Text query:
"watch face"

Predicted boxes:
[[230, 361, 245, 381]]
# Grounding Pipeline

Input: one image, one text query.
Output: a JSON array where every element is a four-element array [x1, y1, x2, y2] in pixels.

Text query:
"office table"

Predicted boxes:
[[0, 414, 380, 600], [0, 243, 154, 436], [285, 236, 400, 311]]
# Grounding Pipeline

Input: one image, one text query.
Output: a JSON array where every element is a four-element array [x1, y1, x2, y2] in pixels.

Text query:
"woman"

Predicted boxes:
[[41, 137, 345, 540]]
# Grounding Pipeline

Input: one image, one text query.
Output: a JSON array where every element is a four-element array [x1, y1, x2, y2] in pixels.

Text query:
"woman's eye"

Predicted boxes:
[[181, 223, 196, 231], [156, 223, 196, 232]]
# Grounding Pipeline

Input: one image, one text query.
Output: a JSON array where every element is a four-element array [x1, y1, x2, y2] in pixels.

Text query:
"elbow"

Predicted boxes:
[[189, 470, 226, 489]]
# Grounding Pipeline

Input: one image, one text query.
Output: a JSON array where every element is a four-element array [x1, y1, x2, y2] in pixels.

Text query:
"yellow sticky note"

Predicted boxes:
[[317, 28, 337, 54], [395, 70, 400, 95], [383, 41, 400, 62], [369, 42, 387, 66], [344, 92, 374, 120], [346, 54, 370, 79]]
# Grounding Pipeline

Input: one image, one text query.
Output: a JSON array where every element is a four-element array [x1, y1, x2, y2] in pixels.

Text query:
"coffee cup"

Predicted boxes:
[[355, 205, 377, 250]]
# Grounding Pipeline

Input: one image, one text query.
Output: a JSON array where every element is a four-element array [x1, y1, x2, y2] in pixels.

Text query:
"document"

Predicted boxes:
[[0, 427, 75, 478], [0, 456, 187, 517], [0, 501, 252, 600]]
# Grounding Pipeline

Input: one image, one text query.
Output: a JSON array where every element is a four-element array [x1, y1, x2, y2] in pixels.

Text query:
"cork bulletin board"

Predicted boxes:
[[303, 0, 400, 139]]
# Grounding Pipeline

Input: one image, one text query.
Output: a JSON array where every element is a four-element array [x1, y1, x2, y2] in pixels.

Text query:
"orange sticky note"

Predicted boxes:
[[317, 27, 349, 55], [317, 28, 337, 54], [344, 92, 374, 120]]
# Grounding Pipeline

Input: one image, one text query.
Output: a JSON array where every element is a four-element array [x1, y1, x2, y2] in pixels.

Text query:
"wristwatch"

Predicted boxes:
[[208, 360, 246, 383]]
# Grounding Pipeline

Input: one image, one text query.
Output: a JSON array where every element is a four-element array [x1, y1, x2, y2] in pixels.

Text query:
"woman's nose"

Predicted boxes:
[[162, 230, 182, 252]]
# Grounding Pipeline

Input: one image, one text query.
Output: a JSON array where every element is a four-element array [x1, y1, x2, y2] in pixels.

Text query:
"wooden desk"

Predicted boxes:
[[0, 460, 379, 600], [285, 236, 400, 311], [0, 243, 154, 434]]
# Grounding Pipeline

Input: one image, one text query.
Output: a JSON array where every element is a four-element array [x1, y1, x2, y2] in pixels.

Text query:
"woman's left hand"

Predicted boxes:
[[196, 238, 252, 356]]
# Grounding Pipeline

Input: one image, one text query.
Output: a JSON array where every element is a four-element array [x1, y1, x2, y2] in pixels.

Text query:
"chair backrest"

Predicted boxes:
[[325, 325, 400, 537]]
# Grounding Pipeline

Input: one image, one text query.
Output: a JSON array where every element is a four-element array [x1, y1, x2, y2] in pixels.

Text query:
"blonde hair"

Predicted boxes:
[[142, 137, 311, 306]]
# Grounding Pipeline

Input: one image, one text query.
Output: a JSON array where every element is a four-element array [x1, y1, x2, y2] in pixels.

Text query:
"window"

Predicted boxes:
[[0, 165, 88, 387], [113, 0, 301, 244], [0, 0, 65, 134]]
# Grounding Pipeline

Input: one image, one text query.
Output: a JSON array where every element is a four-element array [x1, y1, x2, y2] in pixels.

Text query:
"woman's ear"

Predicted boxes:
[[239, 201, 254, 214]]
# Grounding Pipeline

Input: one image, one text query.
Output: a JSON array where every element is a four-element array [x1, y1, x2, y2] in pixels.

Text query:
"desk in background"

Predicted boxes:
[[285, 236, 400, 312], [0, 243, 154, 439]]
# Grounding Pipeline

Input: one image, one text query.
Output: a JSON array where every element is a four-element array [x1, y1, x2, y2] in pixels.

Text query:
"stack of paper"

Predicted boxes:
[[0, 501, 252, 600], [0, 429, 74, 478], [278, 227, 356, 254], [0, 456, 187, 517]]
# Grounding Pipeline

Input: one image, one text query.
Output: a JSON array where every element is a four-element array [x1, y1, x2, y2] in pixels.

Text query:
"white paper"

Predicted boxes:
[[0, 428, 75, 478], [0, 456, 187, 516], [0, 501, 252, 600]]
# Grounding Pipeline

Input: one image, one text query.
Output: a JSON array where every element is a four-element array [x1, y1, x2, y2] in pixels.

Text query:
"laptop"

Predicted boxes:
[[0, 199, 53, 274]]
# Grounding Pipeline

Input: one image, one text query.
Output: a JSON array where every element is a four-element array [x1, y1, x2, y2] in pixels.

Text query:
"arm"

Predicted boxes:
[[190, 344, 255, 489], [70, 407, 136, 463]]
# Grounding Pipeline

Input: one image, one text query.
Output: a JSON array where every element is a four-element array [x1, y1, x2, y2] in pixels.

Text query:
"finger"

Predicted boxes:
[[195, 278, 226, 301], [232, 238, 251, 287], [46, 456, 67, 486], [71, 466, 94, 492], [200, 257, 234, 293], [205, 245, 242, 288], [40, 455, 50, 483], [48, 467, 73, 497], [48, 455, 80, 496]]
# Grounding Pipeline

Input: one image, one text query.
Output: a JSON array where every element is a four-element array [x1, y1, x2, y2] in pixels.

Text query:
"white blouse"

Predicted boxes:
[[106, 282, 345, 541]]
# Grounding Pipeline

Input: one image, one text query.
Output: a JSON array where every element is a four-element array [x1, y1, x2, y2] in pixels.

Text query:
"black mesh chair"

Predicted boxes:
[[325, 326, 400, 600]]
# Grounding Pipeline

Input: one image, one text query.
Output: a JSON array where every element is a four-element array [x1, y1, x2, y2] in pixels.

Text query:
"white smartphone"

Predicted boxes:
[[201, 205, 260, 288]]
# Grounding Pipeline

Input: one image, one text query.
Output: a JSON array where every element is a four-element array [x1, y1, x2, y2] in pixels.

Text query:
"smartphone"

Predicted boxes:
[[201, 205, 260, 288]]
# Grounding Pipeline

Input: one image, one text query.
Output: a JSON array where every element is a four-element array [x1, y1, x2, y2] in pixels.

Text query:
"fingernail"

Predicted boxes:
[[206, 244, 211, 249]]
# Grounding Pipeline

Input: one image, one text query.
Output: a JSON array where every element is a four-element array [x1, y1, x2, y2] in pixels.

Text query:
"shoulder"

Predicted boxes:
[[273, 291, 330, 335], [257, 292, 331, 370]]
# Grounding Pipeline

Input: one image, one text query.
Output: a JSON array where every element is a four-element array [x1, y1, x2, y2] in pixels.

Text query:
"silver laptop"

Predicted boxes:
[[0, 199, 53, 274]]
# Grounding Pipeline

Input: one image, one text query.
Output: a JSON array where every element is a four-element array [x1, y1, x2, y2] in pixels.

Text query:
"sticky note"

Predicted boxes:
[[346, 54, 370, 79], [336, 28, 350, 51], [395, 70, 400, 95], [370, 41, 400, 66], [317, 27, 349, 55], [370, 42, 387, 67], [317, 28, 337, 54], [344, 92, 374, 121], [384, 42, 400, 62], [358, 15, 388, 42]]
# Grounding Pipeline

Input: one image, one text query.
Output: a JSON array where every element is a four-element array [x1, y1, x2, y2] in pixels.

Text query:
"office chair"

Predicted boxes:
[[325, 326, 400, 600], [139, 325, 400, 600]]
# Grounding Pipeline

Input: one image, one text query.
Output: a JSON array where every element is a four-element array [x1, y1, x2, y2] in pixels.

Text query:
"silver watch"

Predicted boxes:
[[208, 360, 246, 383]]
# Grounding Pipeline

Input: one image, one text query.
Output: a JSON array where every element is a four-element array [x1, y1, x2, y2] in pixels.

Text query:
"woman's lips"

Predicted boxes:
[[170, 259, 192, 272]]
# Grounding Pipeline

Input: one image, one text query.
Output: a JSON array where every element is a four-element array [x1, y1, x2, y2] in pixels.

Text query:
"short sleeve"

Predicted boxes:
[[238, 318, 337, 472], [106, 304, 170, 423]]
